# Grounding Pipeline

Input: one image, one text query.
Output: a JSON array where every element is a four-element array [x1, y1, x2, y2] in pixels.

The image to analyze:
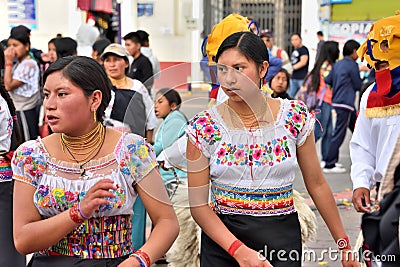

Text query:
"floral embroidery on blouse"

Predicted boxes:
[[35, 184, 126, 212], [216, 136, 291, 167], [188, 110, 222, 145], [284, 100, 309, 138], [120, 138, 152, 176], [12, 145, 45, 181]]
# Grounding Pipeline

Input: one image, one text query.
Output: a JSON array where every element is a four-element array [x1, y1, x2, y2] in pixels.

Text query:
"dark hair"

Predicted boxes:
[[0, 46, 22, 148], [291, 33, 302, 39], [156, 88, 182, 110], [54, 37, 77, 58], [317, 31, 323, 37], [43, 56, 112, 122], [343, 39, 360, 57], [306, 41, 339, 92], [268, 68, 290, 90], [136, 30, 149, 46], [215, 31, 269, 82], [123, 32, 141, 44], [48, 38, 57, 46], [92, 38, 111, 54], [8, 30, 31, 49]]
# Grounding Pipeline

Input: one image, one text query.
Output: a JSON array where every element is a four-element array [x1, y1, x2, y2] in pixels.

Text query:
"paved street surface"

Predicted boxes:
[[152, 87, 364, 267]]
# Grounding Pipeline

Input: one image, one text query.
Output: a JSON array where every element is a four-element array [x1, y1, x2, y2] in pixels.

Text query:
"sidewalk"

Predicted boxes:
[[302, 191, 363, 267]]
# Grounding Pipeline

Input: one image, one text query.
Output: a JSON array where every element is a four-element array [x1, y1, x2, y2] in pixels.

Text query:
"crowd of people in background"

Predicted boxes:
[[0, 10, 398, 267]]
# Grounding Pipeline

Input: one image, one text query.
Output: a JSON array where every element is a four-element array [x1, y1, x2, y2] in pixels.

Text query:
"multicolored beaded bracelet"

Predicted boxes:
[[134, 250, 151, 267], [129, 253, 146, 267]]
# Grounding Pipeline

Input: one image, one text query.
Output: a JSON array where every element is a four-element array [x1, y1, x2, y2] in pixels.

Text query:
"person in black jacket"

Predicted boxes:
[[123, 32, 154, 95]]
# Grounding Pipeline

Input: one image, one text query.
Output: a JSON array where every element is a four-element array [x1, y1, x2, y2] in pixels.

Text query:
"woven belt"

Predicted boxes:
[[43, 214, 133, 259], [210, 182, 295, 216]]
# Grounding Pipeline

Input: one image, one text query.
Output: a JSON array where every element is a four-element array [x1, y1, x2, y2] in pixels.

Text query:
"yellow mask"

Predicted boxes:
[[357, 12, 400, 70]]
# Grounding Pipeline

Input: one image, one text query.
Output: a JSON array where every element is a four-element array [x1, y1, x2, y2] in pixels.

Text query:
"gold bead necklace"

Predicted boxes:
[[227, 99, 267, 128], [109, 76, 128, 88], [60, 123, 106, 176]]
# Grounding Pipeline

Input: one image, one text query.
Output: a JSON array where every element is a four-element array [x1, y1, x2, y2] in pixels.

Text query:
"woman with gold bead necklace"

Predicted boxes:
[[11, 56, 178, 267], [186, 32, 359, 267], [102, 43, 158, 142]]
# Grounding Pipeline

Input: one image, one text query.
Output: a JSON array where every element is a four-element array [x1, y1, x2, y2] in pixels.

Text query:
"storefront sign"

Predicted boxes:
[[8, 0, 37, 29]]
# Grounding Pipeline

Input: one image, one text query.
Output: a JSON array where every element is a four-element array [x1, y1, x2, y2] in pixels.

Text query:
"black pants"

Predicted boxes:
[[200, 212, 302, 267], [325, 108, 352, 168], [0, 181, 26, 267]]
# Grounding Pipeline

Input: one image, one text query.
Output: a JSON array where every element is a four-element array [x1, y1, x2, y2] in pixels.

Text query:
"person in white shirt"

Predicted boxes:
[[350, 13, 400, 212]]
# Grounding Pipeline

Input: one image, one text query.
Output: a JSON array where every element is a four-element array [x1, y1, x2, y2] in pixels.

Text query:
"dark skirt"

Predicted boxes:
[[17, 106, 39, 142], [28, 254, 129, 267], [200, 212, 302, 267], [0, 180, 26, 267]]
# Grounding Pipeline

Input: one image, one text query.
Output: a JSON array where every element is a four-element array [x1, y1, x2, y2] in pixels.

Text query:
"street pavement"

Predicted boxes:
[[157, 87, 364, 266]]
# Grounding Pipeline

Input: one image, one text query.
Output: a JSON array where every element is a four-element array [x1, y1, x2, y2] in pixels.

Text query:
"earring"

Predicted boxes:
[[93, 110, 97, 122]]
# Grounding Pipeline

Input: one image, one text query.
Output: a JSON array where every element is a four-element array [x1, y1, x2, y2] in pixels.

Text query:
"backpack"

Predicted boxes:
[[295, 77, 316, 110]]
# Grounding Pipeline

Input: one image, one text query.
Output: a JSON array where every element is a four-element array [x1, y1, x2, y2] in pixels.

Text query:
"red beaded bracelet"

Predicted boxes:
[[336, 236, 351, 250], [228, 239, 244, 257], [134, 250, 151, 267], [69, 203, 84, 224], [5, 62, 13, 67]]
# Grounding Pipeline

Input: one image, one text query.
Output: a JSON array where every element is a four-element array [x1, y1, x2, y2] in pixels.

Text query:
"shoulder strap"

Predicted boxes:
[[277, 48, 282, 59]]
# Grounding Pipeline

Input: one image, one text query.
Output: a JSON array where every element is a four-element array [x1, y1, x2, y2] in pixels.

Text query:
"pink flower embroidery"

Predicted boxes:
[[197, 117, 207, 125], [234, 149, 244, 159], [218, 148, 226, 157], [274, 145, 283, 156], [204, 126, 214, 136], [288, 125, 298, 137], [293, 113, 303, 124], [253, 149, 262, 160]]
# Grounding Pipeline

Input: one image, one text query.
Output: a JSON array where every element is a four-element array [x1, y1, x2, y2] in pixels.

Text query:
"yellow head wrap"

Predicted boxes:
[[205, 14, 251, 65]]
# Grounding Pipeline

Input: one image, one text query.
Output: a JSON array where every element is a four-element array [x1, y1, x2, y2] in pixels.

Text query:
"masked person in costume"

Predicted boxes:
[[350, 12, 400, 213]]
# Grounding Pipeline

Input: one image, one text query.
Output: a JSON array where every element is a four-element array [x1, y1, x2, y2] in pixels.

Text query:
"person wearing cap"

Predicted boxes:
[[261, 31, 292, 74], [350, 13, 400, 214], [101, 43, 157, 141], [4, 26, 41, 142], [92, 38, 111, 64], [123, 32, 154, 95], [101, 44, 158, 251]]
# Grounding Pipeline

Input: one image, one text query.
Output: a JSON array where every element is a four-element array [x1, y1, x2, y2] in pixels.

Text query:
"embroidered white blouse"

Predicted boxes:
[[11, 133, 157, 218], [186, 99, 315, 216]]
